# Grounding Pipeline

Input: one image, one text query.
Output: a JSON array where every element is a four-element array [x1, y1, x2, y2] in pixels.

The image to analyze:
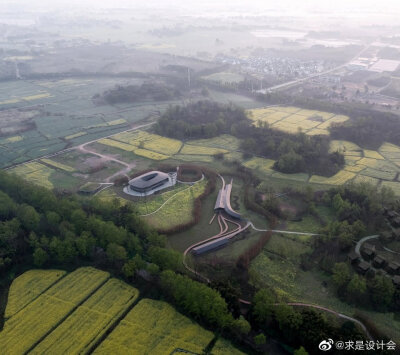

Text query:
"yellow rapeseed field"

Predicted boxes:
[[31, 279, 139, 354], [243, 157, 275, 175], [5, 135, 23, 143], [363, 150, 384, 160], [10, 162, 54, 189], [107, 118, 127, 126], [23, 93, 52, 101], [173, 154, 214, 163], [5, 269, 66, 319], [65, 131, 86, 140], [41, 158, 75, 172], [247, 107, 348, 135], [133, 148, 169, 160], [180, 144, 228, 156], [93, 299, 214, 355], [309, 170, 356, 185], [0, 267, 109, 354], [143, 136, 182, 155], [98, 138, 136, 151]]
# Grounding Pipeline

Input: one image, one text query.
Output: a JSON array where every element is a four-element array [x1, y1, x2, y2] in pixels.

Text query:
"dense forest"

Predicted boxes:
[[155, 100, 344, 176], [93, 81, 181, 105], [154, 100, 249, 139]]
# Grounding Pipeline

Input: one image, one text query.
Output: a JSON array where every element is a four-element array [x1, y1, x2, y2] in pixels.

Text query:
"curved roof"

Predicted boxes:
[[129, 171, 169, 189]]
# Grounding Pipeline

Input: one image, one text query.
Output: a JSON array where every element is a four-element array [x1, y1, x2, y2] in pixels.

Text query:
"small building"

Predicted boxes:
[[361, 243, 376, 260], [357, 260, 371, 275], [214, 179, 241, 219], [372, 255, 387, 269], [393, 275, 400, 288], [393, 229, 400, 240], [392, 217, 400, 227], [347, 251, 359, 264], [386, 261, 400, 275]]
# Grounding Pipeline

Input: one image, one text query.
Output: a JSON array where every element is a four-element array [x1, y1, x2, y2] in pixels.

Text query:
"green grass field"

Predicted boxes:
[[142, 180, 207, 230]]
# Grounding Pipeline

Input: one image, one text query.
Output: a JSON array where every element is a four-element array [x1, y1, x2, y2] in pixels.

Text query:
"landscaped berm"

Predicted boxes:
[[0, 267, 243, 355]]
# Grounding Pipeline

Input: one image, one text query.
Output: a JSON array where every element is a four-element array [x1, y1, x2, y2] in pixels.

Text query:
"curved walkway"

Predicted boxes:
[[249, 222, 318, 236], [139, 180, 202, 217], [238, 299, 372, 340], [355, 235, 379, 256], [182, 214, 248, 283]]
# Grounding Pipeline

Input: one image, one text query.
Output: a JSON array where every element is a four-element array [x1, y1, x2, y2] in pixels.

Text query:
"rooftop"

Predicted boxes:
[[129, 171, 169, 190]]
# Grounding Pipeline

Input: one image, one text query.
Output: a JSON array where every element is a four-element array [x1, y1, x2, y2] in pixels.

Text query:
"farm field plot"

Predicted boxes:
[[5, 270, 67, 319], [212, 338, 245, 355], [187, 134, 241, 151], [309, 170, 356, 185], [93, 299, 214, 355], [172, 154, 214, 163], [247, 106, 349, 135], [0, 267, 109, 354], [180, 144, 228, 156], [40, 158, 75, 172], [142, 180, 207, 230], [99, 130, 182, 160], [8, 161, 56, 189], [0, 78, 174, 167], [31, 279, 139, 355]]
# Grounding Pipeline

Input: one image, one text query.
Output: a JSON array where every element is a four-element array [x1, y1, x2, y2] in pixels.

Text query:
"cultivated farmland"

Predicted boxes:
[[31, 278, 139, 354], [4, 269, 67, 319], [0, 267, 110, 354], [247, 106, 349, 135], [1, 268, 242, 354], [93, 299, 214, 355]]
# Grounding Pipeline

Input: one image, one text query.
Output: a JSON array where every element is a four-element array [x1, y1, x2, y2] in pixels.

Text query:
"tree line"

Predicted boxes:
[[93, 81, 181, 105]]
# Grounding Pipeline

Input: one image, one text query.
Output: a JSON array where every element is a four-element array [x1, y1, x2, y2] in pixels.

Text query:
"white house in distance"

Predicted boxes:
[[123, 170, 177, 197]]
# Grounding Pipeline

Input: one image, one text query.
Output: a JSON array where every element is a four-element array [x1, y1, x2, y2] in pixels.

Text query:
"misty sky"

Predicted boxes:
[[3, 0, 400, 13]]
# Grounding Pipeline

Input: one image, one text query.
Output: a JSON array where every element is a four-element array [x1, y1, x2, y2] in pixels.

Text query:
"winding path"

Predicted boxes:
[[355, 235, 379, 256], [139, 176, 204, 217]]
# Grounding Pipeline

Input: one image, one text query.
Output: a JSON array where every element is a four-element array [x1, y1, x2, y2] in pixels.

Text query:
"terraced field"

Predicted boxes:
[[247, 106, 349, 136], [0, 268, 243, 354]]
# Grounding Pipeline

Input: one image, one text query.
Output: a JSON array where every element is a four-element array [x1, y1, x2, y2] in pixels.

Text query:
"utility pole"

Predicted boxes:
[[187, 67, 191, 88]]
